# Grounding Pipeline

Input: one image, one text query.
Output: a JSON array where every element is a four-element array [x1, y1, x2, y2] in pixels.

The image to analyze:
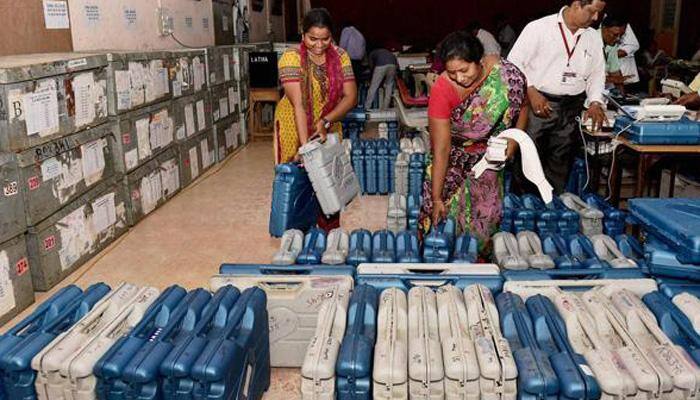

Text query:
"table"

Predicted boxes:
[[609, 136, 700, 206], [249, 88, 281, 141]]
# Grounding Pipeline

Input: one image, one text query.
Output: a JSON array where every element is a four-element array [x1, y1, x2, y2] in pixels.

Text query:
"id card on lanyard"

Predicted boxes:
[[559, 22, 581, 87]]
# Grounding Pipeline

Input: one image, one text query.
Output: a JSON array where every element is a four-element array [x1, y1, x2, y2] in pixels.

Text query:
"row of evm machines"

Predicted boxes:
[[272, 225, 647, 279], [4, 265, 700, 400]]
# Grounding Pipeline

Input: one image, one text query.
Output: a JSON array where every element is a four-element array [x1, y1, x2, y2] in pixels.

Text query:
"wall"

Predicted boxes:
[[0, 0, 73, 56], [68, 0, 215, 51], [315, 0, 652, 49]]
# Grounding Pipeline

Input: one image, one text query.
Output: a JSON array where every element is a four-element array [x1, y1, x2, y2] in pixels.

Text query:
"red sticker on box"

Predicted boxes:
[[43, 235, 56, 251], [15, 258, 28, 276], [28, 176, 40, 191], [122, 133, 131, 145]]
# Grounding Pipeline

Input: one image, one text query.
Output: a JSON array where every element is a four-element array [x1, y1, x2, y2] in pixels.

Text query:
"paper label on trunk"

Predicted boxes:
[[223, 54, 231, 81], [0, 251, 15, 316], [135, 117, 151, 160], [140, 172, 162, 216], [228, 87, 236, 114], [91, 192, 116, 233], [57, 205, 94, 270], [196, 100, 206, 132], [189, 147, 199, 178], [219, 97, 229, 118], [81, 139, 106, 186], [115, 70, 132, 110], [23, 81, 59, 137], [73, 72, 96, 127], [124, 148, 138, 170], [185, 103, 195, 136], [200, 139, 210, 169], [41, 157, 62, 182], [160, 159, 180, 195]]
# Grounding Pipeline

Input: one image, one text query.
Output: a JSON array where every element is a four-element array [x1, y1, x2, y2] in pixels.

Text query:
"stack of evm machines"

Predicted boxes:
[[0, 281, 271, 400]]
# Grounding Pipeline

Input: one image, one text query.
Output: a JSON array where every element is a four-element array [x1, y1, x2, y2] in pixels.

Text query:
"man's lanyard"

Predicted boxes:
[[558, 22, 582, 67]]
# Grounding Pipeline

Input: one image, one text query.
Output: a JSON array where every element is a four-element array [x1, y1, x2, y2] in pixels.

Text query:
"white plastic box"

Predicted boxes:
[[301, 287, 350, 400], [210, 273, 353, 367], [272, 229, 304, 265], [387, 194, 407, 234], [374, 288, 408, 400], [408, 287, 444, 399], [298, 134, 360, 215]]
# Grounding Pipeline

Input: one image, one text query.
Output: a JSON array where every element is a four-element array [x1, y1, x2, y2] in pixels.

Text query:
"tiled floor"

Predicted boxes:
[[3, 141, 388, 399]]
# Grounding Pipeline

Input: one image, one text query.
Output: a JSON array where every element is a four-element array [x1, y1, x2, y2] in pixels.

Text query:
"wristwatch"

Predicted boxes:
[[322, 117, 332, 129]]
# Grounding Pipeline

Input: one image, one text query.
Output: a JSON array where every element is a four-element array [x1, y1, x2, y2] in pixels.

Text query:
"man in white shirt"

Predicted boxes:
[[618, 24, 640, 85], [508, 0, 607, 194], [465, 22, 502, 56]]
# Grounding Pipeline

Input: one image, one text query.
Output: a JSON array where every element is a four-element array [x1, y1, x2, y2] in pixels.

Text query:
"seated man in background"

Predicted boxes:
[[365, 46, 399, 110], [600, 15, 629, 93], [675, 72, 700, 110]]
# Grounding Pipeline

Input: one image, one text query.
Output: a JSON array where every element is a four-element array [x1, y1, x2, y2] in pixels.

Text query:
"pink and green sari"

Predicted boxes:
[[419, 59, 527, 256]]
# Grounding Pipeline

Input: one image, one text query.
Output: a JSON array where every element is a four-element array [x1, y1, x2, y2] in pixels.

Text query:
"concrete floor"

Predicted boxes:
[[4, 141, 388, 399]]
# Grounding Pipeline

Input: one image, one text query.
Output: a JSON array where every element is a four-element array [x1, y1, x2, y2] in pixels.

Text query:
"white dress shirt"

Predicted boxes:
[[619, 24, 640, 83], [508, 7, 606, 105], [477, 29, 502, 56]]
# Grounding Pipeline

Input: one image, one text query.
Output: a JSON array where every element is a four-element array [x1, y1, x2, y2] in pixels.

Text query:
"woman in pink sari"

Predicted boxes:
[[420, 31, 529, 255]]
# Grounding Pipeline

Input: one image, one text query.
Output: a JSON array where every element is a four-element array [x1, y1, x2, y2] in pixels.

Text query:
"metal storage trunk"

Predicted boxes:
[[125, 146, 180, 226], [205, 46, 236, 88], [109, 100, 175, 174], [172, 91, 213, 143], [214, 114, 241, 162], [0, 234, 34, 326], [0, 153, 25, 244], [212, 1, 235, 45], [178, 129, 216, 188], [210, 82, 239, 124], [26, 177, 128, 291], [232, 45, 252, 82], [106, 51, 180, 115], [0, 53, 110, 152], [167, 49, 208, 98], [17, 122, 115, 226]]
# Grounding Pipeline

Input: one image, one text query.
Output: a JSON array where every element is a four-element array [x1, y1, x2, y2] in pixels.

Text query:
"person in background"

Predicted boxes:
[[494, 14, 517, 57], [339, 22, 366, 80], [465, 21, 502, 56], [508, 0, 607, 194], [618, 23, 641, 87], [273, 8, 358, 231], [420, 31, 528, 254], [675, 72, 700, 110], [600, 15, 628, 93], [365, 46, 398, 110]]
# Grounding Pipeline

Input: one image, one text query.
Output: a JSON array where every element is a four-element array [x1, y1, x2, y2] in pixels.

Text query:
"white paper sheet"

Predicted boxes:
[[129, 63, 145, 106], [160, 159, 180, 196], [91, 192, 116, 233], [200, 139, 210, 169], [81, 139, 106, 186], [124, 148, 138, 170], [228, 87, 236, 115], [57, 205, 93, 270], [223, 54, 231, 81], [196, 100, 206, 132], [225, 127, 234, 149], [43, 0, 70, 29], [189, 147, 199, 179], [73, 72, 95, 127], [135, 117, 151, 160], [176, 125, 185, 141], [0, 251, 15, 315], [41, 157, 62, 181], [115, 70, 132, 111], [219, 97, 229, 118], [193, 58, 204, 91], [24, 82, 59, 137], [140, 171, 162, 216], [185, 103, 195, 136]]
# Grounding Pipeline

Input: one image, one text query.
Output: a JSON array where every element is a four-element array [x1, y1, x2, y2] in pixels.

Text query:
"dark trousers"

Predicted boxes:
[[516, 92, 586, 195]]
